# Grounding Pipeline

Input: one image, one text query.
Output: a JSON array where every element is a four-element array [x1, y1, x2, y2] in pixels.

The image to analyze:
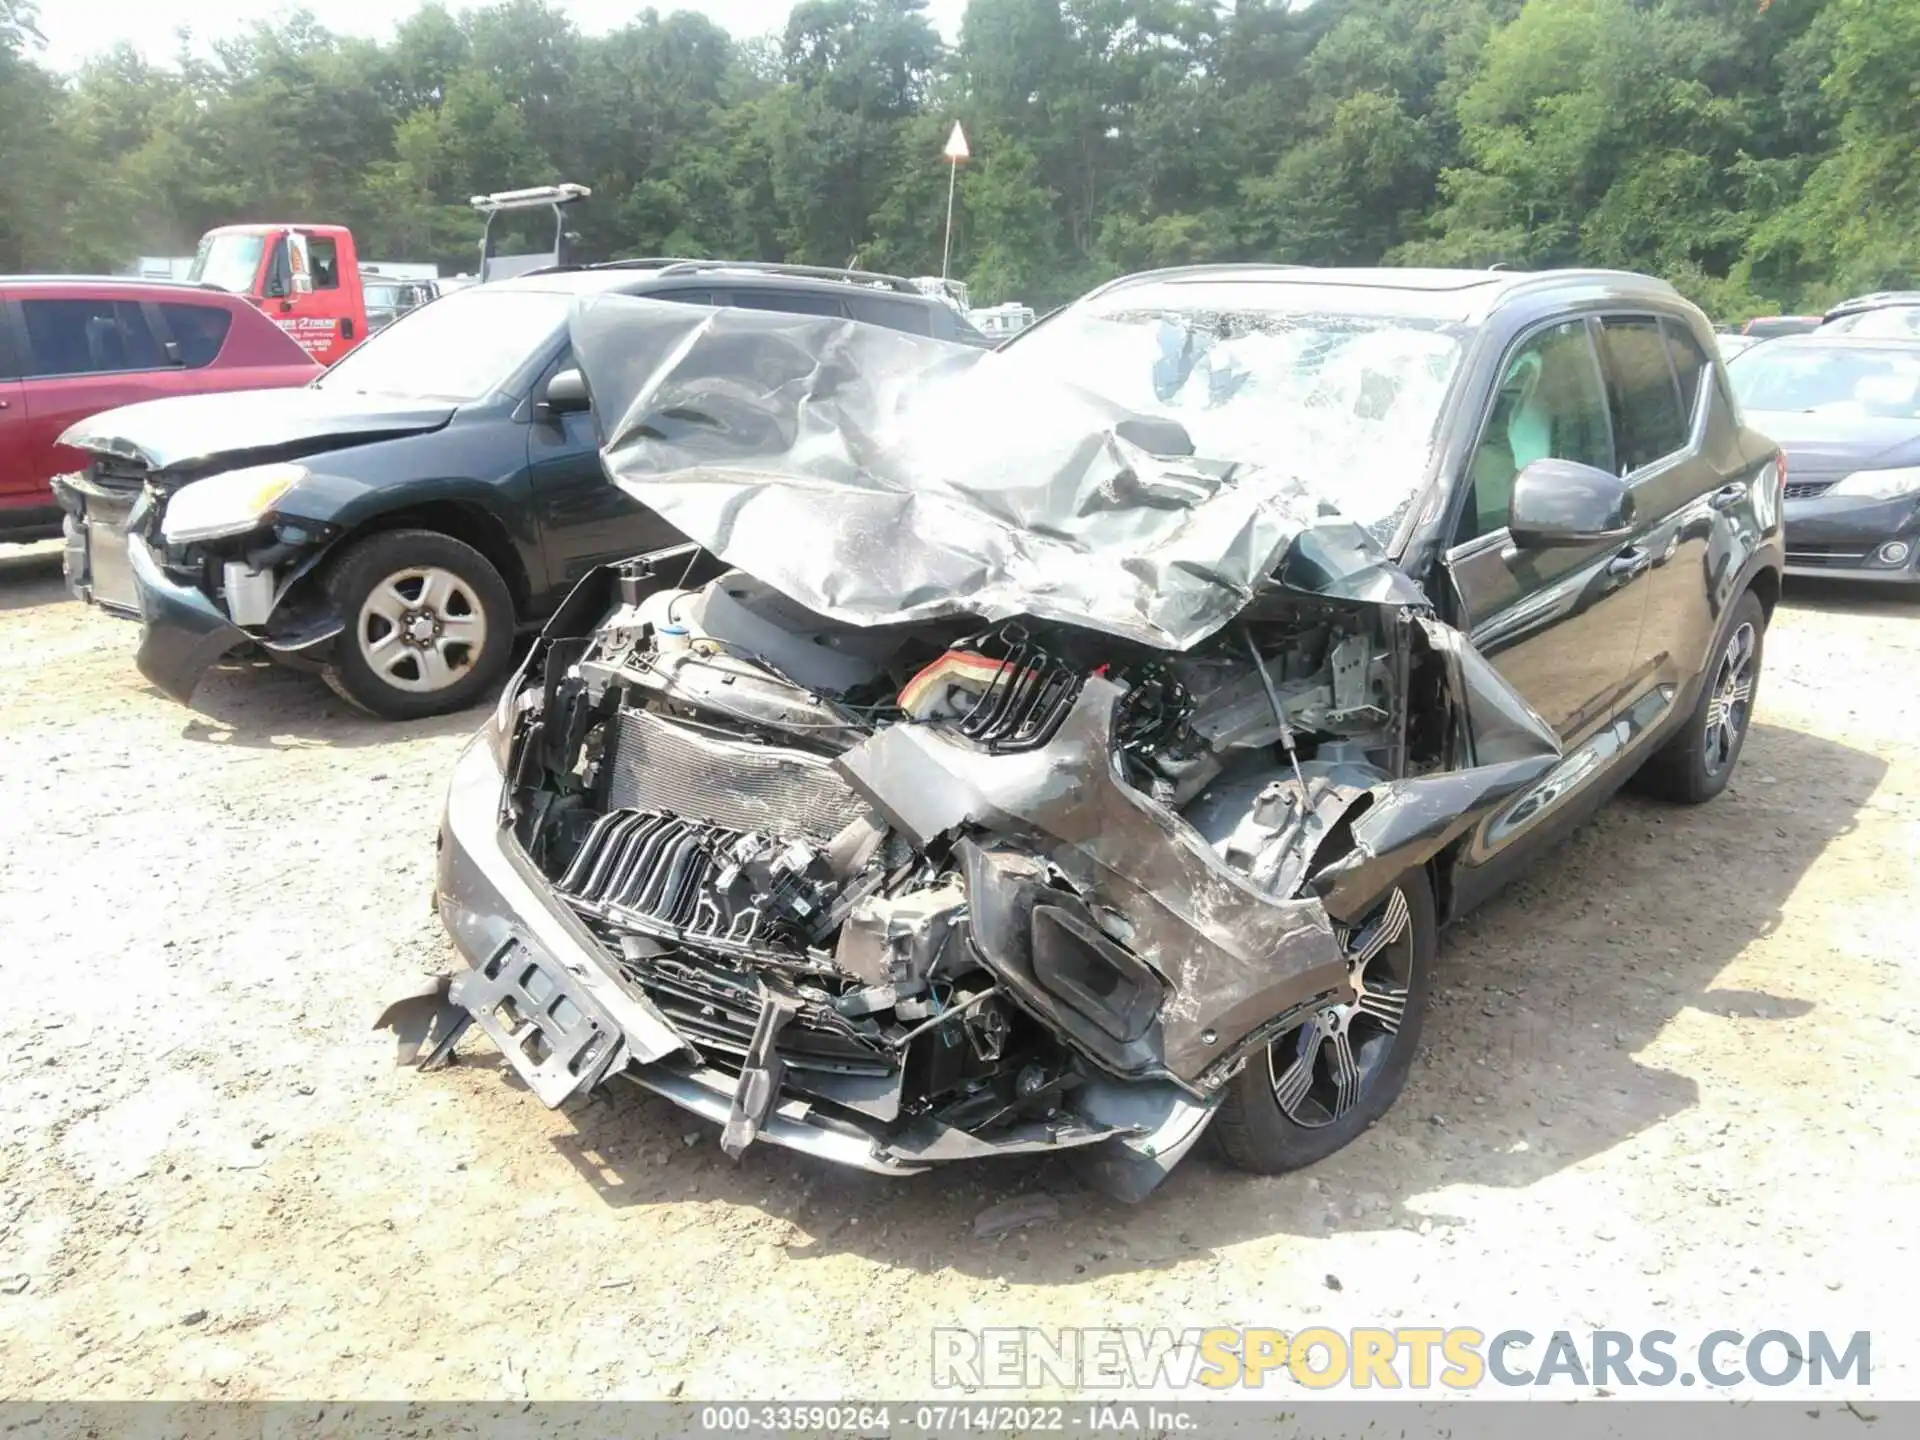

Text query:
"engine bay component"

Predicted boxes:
[[902, 623, 1083, 752], [603, 705, 866, 846], [557, 809, 841, 949]]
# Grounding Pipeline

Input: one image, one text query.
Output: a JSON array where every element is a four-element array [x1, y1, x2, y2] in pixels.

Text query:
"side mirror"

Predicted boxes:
[[541, 367, 591, 416], [1508, 457, 1636, 548]]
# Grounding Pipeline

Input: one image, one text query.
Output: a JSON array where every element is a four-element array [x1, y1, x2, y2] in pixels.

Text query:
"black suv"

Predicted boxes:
[[55, 260, 988, 718], [406, 265, 1787, 1198]]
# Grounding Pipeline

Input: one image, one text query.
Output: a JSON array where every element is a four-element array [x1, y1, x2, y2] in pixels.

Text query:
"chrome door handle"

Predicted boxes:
[[1709, 483, 1746, 510], [1608, 547, 1653, 579]]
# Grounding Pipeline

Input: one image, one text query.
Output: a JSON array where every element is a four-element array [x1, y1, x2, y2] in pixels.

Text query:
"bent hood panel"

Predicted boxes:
[[59, 387, 458, 474], [574, 295, 1364, 651]]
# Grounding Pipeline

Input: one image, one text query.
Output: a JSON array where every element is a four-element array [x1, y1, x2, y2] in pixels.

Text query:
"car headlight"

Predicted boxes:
[[160, 463, 309, 544], [1829, 465, 1920, 501]]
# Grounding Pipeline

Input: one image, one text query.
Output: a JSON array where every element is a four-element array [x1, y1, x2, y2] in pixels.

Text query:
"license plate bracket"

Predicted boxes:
[[451, 940, 622, 1106]]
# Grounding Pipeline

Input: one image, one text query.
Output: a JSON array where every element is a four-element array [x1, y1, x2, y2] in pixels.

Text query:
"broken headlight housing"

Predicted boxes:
[[1829, 465, 1920, 501], [160, 462, 309, 544]]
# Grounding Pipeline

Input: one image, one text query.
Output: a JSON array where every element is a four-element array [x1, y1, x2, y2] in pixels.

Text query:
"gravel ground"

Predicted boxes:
[[1, 536, 1916, 1402]]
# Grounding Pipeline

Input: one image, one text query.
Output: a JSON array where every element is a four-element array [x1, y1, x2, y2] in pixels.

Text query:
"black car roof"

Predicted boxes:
[[497, 260, 947, 306], [1079, 265, 1686, 326]]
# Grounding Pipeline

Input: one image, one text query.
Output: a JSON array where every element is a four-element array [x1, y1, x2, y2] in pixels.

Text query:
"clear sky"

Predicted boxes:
[[32, 0, 969, 72]]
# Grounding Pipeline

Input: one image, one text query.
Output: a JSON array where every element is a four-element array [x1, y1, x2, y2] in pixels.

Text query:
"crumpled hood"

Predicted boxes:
[[1746, 410, 1920, 474], [59, 386, 458, 475], [575, 294, 1397, 651]]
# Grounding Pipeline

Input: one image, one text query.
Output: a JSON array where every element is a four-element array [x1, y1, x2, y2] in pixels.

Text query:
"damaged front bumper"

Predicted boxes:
[[416, 730, 1229, 1198], [54, 473, 341, 703]]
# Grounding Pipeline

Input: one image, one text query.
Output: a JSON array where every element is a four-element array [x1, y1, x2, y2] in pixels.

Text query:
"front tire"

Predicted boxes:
[[319, 529, 514, 720], [1634, 589, 1765, 805], [1214, 871, 1436, 1174]]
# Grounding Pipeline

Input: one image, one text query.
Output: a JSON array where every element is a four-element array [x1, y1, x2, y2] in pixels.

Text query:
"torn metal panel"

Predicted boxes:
[[836, 678, 1351, 1083], [572, 295, 1436, 651], [1414, 614, 1562, 766]]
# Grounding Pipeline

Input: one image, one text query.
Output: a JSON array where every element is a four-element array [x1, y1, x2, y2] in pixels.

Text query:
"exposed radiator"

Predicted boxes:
[[604, 706, 865, 845]]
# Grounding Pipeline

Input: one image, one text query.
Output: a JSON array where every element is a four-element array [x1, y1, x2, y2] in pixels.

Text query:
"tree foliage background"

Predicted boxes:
[[2, 0, 1915, 317]]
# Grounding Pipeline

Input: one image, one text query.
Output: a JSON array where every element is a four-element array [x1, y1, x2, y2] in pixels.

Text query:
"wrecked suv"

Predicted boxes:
[[399, 266, 1784, 1198]]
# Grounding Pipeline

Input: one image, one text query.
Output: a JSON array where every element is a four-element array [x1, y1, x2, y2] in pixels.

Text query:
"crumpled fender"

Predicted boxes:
[[836, 677, 1352, 1085]]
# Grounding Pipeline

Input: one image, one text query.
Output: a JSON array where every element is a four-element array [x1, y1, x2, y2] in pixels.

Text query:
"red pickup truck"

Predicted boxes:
[[0, 276, 319, 543], [188, 223, 384, 366]]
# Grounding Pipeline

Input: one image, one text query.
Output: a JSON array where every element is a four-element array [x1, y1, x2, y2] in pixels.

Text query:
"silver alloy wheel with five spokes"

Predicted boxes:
[[1267, 886, 1413, 1128], [355, 565, 488, 693], [1702, 619, 1757, 777]]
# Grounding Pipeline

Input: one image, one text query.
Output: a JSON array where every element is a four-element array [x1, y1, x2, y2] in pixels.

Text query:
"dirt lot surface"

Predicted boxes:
[[2, 537, 1916, 1402]]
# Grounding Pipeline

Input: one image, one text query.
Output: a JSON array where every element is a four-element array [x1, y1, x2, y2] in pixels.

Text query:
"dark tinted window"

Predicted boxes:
[[1600, 317, 1687, 472], [731, 289, 845, 318], [22, 298, 164, 377], [1462, 320, 1615, 540], [846, 293, 932, 335], [308, 235, 341, 290], [1661, 319, 1710, 424], [158, 302, 232, 368], [650, 289, 714, 306]]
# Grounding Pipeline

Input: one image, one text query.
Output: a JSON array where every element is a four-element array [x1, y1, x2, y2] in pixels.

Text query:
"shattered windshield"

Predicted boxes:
[[1003, 280, 1472, 537]]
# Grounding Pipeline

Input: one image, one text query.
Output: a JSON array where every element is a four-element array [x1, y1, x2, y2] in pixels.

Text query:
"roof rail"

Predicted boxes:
[[610, 258, 922, 294]]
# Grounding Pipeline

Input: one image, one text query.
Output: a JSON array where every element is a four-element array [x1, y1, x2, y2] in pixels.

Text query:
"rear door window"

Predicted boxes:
[[846, 293, 933, 335], [21, 298, 165, 377], [1599, 317, 1688, 472], [1659, 319, 1711, 427], [157, 302, 233, 368], [730, 289, 847, 318]]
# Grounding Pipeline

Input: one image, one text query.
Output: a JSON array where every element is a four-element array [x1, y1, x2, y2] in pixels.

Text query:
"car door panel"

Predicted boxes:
[[526, 350, 687, 590], [1443, 318, 1651, 747], [1623, 320, 1769, 706], [13, 297, 189, 502], [1440, 315, 1656, 912]]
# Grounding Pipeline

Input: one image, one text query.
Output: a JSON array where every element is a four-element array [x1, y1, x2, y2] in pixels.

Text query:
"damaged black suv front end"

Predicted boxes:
[[416, 531, 1554, 1199], [397, 280, 1628, 1197]]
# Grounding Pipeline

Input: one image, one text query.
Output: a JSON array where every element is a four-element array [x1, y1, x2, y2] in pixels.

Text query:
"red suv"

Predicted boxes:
[[0, 278, 319, 543]]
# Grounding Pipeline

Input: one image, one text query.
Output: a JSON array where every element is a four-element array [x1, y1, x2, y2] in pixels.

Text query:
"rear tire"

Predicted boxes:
[[1214, 871, 1436, 1174], [319, 528, 514, 720], [1633, 590, 1765, 805]]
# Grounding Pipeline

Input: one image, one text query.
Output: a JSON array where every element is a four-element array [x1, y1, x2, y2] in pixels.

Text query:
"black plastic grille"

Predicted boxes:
[[623, 955, 892, 1077], [1784, 480, 1835, 500], [952, 624, 1081, 752]]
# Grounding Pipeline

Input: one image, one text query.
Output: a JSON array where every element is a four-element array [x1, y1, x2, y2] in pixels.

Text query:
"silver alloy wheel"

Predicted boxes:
[[1702, 620, 1758, 776], [1267, 886, 1413, 1128], [355, 565, 488, 693]]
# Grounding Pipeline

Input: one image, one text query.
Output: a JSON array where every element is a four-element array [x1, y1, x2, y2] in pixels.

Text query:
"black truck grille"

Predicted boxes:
[[605, 706, 862, 845]]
